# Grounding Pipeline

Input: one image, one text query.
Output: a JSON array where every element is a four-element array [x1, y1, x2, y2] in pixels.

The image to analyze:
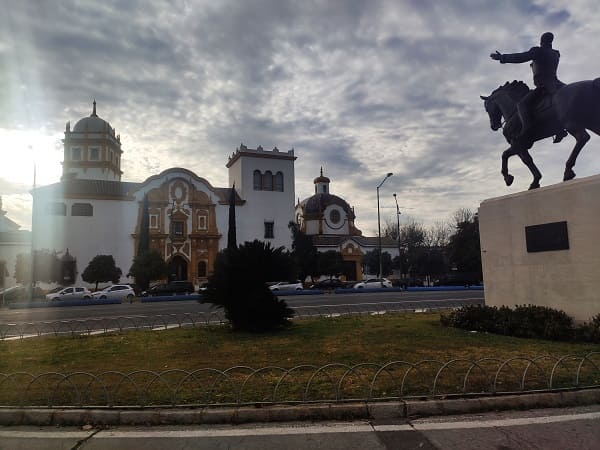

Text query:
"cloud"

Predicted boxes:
[[1, 0, 600, 233]]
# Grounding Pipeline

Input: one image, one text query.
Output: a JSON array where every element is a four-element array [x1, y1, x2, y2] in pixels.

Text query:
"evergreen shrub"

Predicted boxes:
[[441, 304, 599, 343]]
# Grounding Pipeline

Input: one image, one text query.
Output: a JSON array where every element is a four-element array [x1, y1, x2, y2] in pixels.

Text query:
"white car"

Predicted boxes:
[[353, 278, 393, 289], [268, 281, 303, 291], [46, 286, 91, 300], [92, 284, 136, 300]]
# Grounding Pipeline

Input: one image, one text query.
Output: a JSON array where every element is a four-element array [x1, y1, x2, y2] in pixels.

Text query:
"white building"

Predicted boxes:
[[0, 197, 31, 289], [31, 103, 296, 286]]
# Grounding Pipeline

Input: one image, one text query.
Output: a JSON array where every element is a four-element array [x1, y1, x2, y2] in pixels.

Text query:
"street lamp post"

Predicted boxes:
[[377, 173, 393, 277], [393, 193, 401, 274]]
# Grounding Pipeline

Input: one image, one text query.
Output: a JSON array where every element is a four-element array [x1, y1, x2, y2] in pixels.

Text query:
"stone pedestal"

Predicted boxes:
[[479, 175, 600, 322]]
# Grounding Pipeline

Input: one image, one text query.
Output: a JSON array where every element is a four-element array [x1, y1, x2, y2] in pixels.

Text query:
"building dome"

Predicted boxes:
[[72, 100, 112, 133], [300, 192, 354, 218]]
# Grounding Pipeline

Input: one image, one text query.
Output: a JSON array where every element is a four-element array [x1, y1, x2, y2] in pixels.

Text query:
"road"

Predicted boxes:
[[0, 290, 483, 323], [0, 290, 484, 339], [0, 405, 597, 449]]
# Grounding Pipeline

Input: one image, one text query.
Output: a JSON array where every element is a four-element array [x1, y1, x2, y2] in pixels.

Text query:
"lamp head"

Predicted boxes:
[[387, 172, 393, 178]]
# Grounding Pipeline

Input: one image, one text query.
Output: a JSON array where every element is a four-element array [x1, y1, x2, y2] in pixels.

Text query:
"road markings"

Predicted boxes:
[[405, 411, 600, 430]]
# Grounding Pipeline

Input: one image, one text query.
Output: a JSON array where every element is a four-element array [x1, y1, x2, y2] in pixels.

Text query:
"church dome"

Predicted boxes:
[[72, 100, 112, 133], [299, 192, 355, 218]]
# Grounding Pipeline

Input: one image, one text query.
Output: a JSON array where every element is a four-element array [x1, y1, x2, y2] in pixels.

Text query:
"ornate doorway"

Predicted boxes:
[[168, 255, 188, 281]]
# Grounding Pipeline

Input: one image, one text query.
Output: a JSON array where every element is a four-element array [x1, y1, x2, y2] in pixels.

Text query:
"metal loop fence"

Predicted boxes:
[[0, 352, 597, 408]]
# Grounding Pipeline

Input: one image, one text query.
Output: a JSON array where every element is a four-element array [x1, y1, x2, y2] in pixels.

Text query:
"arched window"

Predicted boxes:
[[263, 171, 273, 191], [274, 172, 284, 191], [197, 261, 207, 278], [71, 203, 93, 216], [253, 170, 262, 190]]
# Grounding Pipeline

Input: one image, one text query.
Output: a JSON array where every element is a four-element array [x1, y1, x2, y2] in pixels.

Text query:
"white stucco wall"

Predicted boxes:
[[228, 151, 295, 249], [33, 193, 137, 285]]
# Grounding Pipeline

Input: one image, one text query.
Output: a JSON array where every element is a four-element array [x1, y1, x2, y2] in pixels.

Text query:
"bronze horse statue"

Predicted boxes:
[[481, 79, 600, 189]]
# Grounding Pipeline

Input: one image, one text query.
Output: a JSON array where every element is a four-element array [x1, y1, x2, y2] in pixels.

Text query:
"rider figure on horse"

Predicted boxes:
[[490, 32, 567, 143]]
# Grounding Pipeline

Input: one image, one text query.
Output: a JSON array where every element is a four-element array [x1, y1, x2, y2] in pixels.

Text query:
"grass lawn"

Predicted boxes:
[[2, 313, 598, 373], [1, 313, 598, 407]]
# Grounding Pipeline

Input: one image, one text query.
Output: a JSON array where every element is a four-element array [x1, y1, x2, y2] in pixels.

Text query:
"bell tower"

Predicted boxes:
[[62, 100, 123, 181]]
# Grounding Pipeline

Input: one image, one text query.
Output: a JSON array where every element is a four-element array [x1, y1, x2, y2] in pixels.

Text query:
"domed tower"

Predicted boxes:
[[296, 168, 362, 236], [61, 100, 123, 181]]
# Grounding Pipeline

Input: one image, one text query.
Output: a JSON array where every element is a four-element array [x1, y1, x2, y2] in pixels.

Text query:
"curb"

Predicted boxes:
[[0, 389, 598, 426]]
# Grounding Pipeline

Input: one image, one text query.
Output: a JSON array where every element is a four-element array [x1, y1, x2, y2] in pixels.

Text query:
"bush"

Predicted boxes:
[[441, 304, 597, 342], [575, 313, 600, 343], [205, 240, 295, 332]]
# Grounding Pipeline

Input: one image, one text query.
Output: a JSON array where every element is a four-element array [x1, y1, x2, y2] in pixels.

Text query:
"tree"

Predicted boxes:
[[137, 195, 150, 256], [14, 250, 62, 285], [362, 250, 393, 276], [128, 249, 167, 291], [81, 255, 122, 291], [395, 220, 427, 277], [205, 240, 294, 332], [316, 250, 343, 279], [227, 185, 237, 250], [288, 221, 318, 282], [447, 209, 482, 279]]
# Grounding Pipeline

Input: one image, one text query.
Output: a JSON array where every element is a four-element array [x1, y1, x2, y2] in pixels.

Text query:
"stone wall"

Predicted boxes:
[[479, 175, 600, 322]]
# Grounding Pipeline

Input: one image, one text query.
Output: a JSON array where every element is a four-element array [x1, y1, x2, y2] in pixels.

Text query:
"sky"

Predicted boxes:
[[2, 0, 600, 235]]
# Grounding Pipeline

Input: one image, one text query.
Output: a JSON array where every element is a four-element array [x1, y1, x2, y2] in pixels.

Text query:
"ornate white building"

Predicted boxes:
[[295, 169, 398, 280], [31, 103, 296, 286]]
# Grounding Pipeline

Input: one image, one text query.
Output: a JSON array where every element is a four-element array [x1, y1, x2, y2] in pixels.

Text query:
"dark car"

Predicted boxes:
[[309, 278, 347, 291], [142, 281, 195, 296]]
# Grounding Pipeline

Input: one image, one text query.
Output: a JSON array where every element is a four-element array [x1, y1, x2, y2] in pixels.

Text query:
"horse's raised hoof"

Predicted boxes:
[[504, 174, 514, 186], [563, 168, 576, 181], [529, 181, 540, 190]]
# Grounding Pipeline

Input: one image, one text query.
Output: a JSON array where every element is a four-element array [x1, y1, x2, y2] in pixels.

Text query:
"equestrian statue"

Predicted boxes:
[[482, 32, 600, 189]]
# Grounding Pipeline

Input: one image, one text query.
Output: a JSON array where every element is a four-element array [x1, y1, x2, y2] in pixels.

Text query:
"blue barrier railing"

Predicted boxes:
[[141, 293, 204, 303]]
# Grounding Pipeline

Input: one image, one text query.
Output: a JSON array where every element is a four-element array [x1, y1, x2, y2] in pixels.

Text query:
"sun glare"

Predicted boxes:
[[1, 128, 63, 229]]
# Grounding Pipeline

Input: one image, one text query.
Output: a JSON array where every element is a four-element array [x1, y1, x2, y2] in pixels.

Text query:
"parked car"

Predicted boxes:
[[309, 278, 346, 290], [92, 284, 135, 300], [46, 286, 91, 300], [352, 278, 393, 289], [268, 281, 303, 291], [141, 281, 196, 297], [2, 285, 45, 303]]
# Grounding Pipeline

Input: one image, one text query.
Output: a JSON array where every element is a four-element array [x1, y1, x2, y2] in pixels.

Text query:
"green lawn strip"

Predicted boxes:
[[1, 313, 598, 406]]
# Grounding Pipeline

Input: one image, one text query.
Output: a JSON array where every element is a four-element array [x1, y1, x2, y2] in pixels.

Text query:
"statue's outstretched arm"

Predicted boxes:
[[496, 47, 538, 64]]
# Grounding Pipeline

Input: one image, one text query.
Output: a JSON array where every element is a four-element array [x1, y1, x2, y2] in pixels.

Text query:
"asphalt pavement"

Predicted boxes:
[[1, 405, 598, 450]]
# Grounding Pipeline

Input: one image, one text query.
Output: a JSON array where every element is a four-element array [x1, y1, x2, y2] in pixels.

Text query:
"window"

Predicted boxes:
[[172, 221, 184, 237], [330, 209, 341, 224], [264, 221, 274, 239], [263, 171, 273, 191], [150, 215, 158, 228], [198, 261, 207, 278], [71, 147, 82, 161], [253, 170, 262, 190], [274, 172, 284, 191], [47, 202, 66, 216], [89, 147, 100, 161], [198, 212, 208, 230], [71, 203, 93, 216]]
